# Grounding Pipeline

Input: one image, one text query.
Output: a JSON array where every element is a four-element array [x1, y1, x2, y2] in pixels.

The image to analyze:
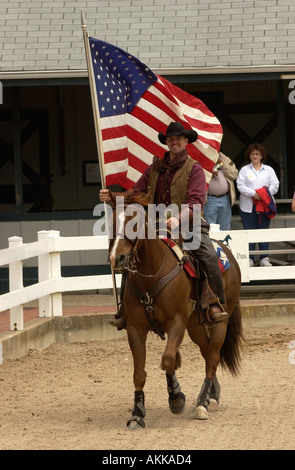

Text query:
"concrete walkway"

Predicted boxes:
[[1, 293, 295, 334], [1, 293, 294, 361], [0, 294, 118, 334]]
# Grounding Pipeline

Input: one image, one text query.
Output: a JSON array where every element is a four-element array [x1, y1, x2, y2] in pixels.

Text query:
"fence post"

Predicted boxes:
[[51, 240, 62, 317], [38, 230, 62, 317], [8, 236, 24, 331]]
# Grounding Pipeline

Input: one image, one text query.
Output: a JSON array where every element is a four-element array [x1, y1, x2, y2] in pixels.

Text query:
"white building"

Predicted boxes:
[[1, 0, 294, 288]]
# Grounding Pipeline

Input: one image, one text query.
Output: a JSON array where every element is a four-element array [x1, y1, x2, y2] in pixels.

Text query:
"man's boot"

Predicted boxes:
[[208, 304, 228, 322], [192, 224, 228, 323], [109, 271, 127, 330], [109, 307, 126, 329]]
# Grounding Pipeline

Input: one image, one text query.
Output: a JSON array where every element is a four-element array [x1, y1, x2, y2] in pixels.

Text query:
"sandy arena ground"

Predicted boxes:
[[0, 319, 294, 451]]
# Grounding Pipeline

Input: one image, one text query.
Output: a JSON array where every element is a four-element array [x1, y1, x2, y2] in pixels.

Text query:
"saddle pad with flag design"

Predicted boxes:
[[161, 237, 230, 279], [210, 240, 231, 273]]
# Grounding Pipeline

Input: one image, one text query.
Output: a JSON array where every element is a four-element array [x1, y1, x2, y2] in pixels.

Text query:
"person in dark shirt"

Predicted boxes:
[[100, 122, 228, 326]]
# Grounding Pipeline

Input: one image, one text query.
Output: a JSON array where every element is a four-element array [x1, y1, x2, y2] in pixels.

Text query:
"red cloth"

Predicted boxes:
[[253, 186, 277, 219]]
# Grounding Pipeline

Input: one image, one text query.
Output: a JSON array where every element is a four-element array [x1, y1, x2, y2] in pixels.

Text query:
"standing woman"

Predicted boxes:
[[237, 143, 279, 267]]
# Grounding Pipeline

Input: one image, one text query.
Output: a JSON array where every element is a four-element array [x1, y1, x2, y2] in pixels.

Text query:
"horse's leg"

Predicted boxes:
[[166, 370, 186, 414], [208, 374, 221, 411], [162, 315, 187, 414], [197, 323, 227, 419], [126, 324, 148, 430], [188, 323, 226, 420]]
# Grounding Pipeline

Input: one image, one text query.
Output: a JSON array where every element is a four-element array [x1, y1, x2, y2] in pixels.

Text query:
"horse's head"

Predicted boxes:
[[108, 191, 149, 271]]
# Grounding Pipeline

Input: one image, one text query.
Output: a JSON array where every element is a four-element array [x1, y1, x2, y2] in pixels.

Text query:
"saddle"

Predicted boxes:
[[161, 237, 209, 306], [161, 237, 229, 321], [122, 236, 230, 338]]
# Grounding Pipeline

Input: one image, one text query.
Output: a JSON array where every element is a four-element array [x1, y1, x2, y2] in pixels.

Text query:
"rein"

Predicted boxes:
[[125, 256, 188, 340], [123, 221, 189, 339], [111, 201, 187, 339], [125, 228, 172, 279]]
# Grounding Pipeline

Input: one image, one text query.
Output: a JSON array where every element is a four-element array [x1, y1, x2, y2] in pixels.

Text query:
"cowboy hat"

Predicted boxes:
[[158, 122, 198, 145]]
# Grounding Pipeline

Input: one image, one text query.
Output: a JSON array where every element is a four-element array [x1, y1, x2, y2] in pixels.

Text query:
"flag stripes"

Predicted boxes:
[[88, 37, 223, 189]]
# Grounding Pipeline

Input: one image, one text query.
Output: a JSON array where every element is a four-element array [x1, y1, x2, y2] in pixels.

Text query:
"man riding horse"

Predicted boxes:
[[99, 121, 228, 326]]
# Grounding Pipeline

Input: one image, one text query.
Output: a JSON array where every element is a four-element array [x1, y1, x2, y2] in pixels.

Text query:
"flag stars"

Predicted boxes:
[[89, 37, 157, 116]]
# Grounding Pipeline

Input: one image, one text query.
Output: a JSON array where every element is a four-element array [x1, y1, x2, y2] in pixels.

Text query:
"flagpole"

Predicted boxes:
[[81, 11, 120, 313], [81, 11, 106, 188]]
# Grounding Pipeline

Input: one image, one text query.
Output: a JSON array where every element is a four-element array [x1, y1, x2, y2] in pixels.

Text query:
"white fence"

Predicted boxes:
[[210, 226, 295, 283], [0, 228, 294, 331], [0, 230, 121, 331]]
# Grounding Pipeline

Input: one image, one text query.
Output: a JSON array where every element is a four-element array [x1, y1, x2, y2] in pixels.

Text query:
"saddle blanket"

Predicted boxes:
[[161, 237, 230, 278], [210, 240, 231, 273]]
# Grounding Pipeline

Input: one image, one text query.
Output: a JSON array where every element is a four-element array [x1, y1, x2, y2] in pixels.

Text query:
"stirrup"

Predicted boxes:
[[209, 305, 228, 322], [109, 316, 126, 329]]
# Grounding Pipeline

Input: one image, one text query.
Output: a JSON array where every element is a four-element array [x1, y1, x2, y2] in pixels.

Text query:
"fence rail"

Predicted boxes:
[[210, 226, 294, 283], [0, 228, 294, 331]]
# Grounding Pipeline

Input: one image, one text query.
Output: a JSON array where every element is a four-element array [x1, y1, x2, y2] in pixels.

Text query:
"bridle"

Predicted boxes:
[[110, 201, 188, 339], [110, 201, 173, 279]]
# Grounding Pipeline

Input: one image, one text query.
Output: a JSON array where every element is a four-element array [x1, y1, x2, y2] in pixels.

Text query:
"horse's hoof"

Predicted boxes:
[[127, 416, 145, 430], [208, 398, 219, 412], [169, 392, 186, 414], [193, 405, 209, 420]]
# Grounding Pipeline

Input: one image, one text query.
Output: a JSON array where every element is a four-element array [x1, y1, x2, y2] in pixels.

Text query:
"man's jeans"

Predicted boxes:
[[191, 220, 226, 309], [239, 207, 271, 260], [204, 194, 232, 231]]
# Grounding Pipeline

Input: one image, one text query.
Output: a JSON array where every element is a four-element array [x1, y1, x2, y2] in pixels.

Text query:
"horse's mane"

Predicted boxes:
[[125, 191, 151, 207]]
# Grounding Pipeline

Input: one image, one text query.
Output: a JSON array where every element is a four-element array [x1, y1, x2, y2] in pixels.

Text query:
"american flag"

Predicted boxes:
[[89, 37, 223, 189]]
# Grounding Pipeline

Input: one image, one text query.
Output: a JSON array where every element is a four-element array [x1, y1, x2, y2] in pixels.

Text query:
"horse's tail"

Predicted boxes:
[[220, 300, 244, 376]]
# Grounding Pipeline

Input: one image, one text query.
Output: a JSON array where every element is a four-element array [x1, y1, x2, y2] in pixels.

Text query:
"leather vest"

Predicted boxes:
[[147, 156, 196, 210]]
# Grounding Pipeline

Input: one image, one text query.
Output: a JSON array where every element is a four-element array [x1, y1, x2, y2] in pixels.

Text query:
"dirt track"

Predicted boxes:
[[0, 322, 294, 451]]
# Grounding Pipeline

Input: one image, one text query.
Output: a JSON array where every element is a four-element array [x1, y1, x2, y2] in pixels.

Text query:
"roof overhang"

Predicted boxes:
[[0, 64, 294, 85]]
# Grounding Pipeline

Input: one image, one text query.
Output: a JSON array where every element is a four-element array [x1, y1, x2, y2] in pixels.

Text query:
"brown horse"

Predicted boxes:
[[107, 191, 243, 429]]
